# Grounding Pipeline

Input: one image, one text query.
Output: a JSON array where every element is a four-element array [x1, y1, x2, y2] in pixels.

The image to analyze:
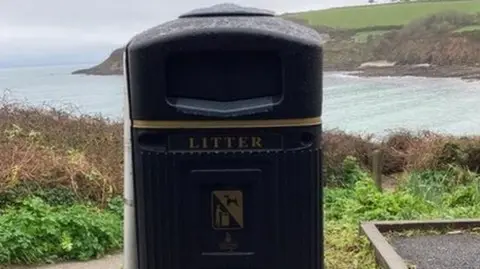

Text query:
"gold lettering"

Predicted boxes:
[[226, 137, 235, 148], [187, 136, 267, 150], [189, 137, 200, 149], [252, 137, 263, 148], [238, 137, 249, 148], [211, 137, 221, 149]]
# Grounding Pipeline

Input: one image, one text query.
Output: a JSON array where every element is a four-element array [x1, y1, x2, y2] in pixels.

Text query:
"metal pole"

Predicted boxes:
[[123, 50, 137, 269]]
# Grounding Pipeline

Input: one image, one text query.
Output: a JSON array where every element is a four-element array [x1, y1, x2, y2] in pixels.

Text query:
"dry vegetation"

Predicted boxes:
[[1, 103, 479, 203], [0, 102, 122, 205], [371, 11, 480, 65]]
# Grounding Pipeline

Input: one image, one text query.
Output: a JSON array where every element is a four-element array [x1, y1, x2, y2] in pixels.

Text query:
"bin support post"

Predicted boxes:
[[123, 51, 137, 269]]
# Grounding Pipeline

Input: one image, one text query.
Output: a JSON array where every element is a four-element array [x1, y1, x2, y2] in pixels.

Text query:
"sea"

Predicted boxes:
[[0, 63, 479, 137]]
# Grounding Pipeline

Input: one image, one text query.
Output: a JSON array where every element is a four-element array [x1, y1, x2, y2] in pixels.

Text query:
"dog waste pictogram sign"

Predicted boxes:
[[211, 190, 244, 230]]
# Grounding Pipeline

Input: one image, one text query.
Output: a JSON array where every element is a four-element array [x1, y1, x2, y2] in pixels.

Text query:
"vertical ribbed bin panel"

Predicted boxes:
[[134, 149, 322, 269]]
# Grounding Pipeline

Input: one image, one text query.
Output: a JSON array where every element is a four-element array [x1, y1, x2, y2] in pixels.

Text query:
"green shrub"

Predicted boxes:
[[335, 178, 432, 222], [354, 25, 403, 33], [323, 166, 480, 268], [341, 156, 370, 186], [401, 170, 450, 204], [0, 182, 79, 208], [106, 195, 124, 217], [0, 197, 122, 265], [325, 166, 480, 223], [326, 156, 370, 187], [404, 10, 477, 33], [442, 183, 480, 207]]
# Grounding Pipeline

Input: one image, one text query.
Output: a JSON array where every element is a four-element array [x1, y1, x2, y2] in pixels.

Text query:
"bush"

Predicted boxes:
[[0, 102, 122, 205], [368, 11, 480, 66], [0, 182, 79, 208], [2, 103, 480, 196], [0, 196, 123, 264], [353, 25, 403, 33], [401, 10, 477, 37], [323, 129, 480, 186], [322, 130, 375, 184], [324, 165, 480, 268], [456, 29, 480, 41]]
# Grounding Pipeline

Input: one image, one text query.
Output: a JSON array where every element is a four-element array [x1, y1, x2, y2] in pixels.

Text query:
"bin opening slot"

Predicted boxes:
[[166, 50, 283, 102]]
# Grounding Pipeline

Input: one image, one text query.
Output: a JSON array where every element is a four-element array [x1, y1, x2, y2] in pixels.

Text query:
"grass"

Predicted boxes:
[[385, 226, 480, 241], [286, 3, 480, 68], [324, 161, 480, 269], [287, 0, 480, 29], [353, 30, 389, 43], [455, 24, 480, 32], [1, 103, 480, 266]]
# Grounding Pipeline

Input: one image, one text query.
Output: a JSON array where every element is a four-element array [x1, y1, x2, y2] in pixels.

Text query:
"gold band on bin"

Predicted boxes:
[[132, 116, 322, 129]]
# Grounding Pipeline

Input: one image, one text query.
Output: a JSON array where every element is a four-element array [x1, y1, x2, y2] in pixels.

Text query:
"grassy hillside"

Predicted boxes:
[[74, 0, 480, 75], [287, 1, 480, 70], [288, 0, 480, 29]]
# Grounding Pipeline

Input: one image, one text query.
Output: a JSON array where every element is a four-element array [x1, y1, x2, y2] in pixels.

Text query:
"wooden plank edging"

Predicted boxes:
[[371, 219, 480, 233], [359, 219, 480, 269], [359, 222, 408, 269]]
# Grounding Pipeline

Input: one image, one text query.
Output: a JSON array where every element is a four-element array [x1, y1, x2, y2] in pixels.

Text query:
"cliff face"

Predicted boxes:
[[383, 36, 480, 66], [72, 48, 124, 75]]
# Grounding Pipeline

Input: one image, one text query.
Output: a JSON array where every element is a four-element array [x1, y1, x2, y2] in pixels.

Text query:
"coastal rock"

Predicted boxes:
[[359, 60, 396, 68], [72, 48, 124, 76], [354, 65, 480, 80]]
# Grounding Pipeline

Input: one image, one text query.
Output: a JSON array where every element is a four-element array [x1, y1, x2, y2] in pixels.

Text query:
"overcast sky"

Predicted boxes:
[[0, 0, 366, 67]]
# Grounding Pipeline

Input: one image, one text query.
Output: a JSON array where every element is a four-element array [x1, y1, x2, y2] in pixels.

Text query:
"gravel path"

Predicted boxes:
[[391, 233, 480, 269], [4, 254, 123, 269]]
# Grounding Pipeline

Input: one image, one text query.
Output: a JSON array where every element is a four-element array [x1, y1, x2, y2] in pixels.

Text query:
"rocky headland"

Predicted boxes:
[[73, 10, 480, 81], [72, 48, 124, 76]]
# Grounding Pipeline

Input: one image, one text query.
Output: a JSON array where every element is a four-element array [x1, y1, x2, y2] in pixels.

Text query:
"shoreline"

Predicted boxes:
[[74, 64, 480, 81], [324, 64, 480, 81]]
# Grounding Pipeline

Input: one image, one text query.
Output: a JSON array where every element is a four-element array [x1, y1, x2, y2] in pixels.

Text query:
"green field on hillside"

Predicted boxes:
[[353, 30, 389, 42], [455, 24, 480, 32], [288, 0, 480, 29]]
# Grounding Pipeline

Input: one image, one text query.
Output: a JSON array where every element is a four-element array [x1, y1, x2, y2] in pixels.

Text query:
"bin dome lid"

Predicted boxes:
[[179, 3, 275, 18]]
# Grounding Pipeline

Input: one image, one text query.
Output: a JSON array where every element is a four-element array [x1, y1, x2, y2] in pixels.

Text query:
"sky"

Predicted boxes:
[[0, 0, 368, 67]]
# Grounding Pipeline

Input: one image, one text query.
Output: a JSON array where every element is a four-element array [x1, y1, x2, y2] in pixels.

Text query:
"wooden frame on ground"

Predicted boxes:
[[359, 219, 480, 269]]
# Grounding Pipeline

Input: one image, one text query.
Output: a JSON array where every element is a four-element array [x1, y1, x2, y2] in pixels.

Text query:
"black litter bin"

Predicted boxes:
[[124, 3, 324, 269]]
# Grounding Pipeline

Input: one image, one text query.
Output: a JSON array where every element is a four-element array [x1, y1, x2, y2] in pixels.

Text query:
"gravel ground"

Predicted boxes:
[[3, 254, 123, 269], [391, 233, 480, 269]]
